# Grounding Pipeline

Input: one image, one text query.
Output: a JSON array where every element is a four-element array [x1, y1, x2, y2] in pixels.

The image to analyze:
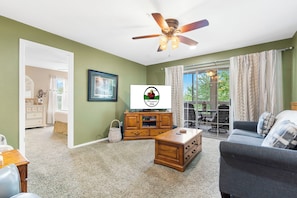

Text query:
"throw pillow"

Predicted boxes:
[[261, 120, 297, 149], [257, 112, 275, 136]]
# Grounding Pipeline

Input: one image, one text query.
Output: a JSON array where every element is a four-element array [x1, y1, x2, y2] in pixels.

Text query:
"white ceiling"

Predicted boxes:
[[1, 0, 297, 67]]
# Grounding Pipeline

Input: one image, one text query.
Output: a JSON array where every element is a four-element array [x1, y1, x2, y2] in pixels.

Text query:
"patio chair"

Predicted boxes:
[[206, 104, 229, 133], [184, 103, 203, 128]]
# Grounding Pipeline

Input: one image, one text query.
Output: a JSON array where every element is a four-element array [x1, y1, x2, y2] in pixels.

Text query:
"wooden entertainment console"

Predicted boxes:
[[124, 111, 173, 140]]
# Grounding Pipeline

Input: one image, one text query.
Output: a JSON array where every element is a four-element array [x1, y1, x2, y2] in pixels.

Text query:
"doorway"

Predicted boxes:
[[19, 39, 74, 153]]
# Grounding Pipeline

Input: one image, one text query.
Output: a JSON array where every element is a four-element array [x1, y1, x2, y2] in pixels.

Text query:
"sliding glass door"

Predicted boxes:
[[184, 66, 230, 135]]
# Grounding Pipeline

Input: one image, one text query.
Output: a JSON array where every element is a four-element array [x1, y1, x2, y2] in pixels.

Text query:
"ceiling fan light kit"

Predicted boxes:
[[160, 35, 168, 50], [159, 35, 179, 50], [132, 13, 209, 52], [171, 36, 179, 49]]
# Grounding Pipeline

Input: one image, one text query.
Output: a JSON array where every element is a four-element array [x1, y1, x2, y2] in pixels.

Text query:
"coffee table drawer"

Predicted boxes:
[[184, 144, 201, 164], [184, 136, 201, 154]]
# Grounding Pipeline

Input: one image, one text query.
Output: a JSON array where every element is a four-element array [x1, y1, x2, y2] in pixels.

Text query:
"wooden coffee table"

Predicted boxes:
[[154, 128, 202, 172]]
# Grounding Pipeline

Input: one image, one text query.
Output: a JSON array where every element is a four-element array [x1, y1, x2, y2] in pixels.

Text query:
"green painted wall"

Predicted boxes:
[[292, 32, 297, 101], [146, 39, 294, 110], [1, 15, 295, 148], [0, 16, 146, 147]]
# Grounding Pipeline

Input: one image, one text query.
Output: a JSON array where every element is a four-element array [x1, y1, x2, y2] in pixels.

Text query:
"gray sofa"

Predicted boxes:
[[219, 110, 297, 198]]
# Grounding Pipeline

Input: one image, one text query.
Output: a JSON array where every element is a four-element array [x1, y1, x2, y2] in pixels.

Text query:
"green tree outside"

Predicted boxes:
[[184, 69, 229, 109]]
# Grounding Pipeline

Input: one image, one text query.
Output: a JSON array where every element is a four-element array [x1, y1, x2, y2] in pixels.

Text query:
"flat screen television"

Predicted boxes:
[[130, 85, 172, 110]]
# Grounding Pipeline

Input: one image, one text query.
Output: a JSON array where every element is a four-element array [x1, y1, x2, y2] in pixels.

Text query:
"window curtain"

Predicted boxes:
[[165, 65, 184, 127], [230, 50, 283, 121], [47, 76, 57, 124], [62, 79, 68, 110]]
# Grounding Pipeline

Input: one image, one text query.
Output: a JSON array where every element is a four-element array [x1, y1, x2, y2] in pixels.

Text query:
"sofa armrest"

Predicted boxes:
[[220, 141, 297, 172], [233, 121, 258, 132], [219, 141, 297, 197]]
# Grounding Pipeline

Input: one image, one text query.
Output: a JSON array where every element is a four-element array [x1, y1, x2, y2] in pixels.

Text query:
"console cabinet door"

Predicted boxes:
[[159, 113, 173, 129], [140, 113, 159, 129], [125, 113, 139, 130]]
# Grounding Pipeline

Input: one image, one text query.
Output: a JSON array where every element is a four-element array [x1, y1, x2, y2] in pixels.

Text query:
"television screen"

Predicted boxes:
[[130, 85, 172, 110]]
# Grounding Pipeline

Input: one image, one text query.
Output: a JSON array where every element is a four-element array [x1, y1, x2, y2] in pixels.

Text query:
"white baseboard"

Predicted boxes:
[[70, 137, 109, 149]]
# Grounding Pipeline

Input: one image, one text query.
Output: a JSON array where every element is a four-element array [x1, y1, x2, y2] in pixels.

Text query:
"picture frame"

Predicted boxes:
[[88, 69, 118, 101]]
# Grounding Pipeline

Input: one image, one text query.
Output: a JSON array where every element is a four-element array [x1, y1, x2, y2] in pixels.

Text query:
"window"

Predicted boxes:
[[184, 68, 229, 108], [56, 78, 68, 111], [183, 66, 230, 134]]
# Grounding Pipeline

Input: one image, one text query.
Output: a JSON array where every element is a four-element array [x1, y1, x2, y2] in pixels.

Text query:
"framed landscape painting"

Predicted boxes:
[[88, 69, 118, 101]]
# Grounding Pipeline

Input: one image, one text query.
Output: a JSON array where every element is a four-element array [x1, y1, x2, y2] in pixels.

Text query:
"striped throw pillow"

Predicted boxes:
[[257, 112, 275, 136], [262, 120, 297, 149]]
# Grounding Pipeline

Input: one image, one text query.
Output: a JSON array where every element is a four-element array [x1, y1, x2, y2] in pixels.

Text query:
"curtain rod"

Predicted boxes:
[[185, 46, 294, 68], [161, 47, 294, 71], [184, 58, 230, 68], [279, 46, 294, 51], [160, 58, 229, 70]]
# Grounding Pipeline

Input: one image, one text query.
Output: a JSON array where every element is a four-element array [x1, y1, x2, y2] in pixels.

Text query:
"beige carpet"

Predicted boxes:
[[25, 127, 221, 198]]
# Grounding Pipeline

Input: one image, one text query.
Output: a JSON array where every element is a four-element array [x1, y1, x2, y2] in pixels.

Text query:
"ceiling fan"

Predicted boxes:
[[132, 13, 209, 52]]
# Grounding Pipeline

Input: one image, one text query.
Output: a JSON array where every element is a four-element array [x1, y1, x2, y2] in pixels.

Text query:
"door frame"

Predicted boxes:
[[183, 66, 232, 133], [19, 39, 74, 153]]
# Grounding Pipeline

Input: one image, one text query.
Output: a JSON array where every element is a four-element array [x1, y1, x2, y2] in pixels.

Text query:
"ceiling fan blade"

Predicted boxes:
[[132, 34, 161, 39], [157, 46, 163, 52], [179, 19, 209, 33], [177, 35, 198, 46], [152, 13, 169, 29]]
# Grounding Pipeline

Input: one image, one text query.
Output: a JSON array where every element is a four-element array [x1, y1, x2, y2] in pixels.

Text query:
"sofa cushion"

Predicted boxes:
[[232, 129, 264, 139], [257, 112, 275, 137], [262, 120, 297, 149], [228, 129, 264, 146]]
